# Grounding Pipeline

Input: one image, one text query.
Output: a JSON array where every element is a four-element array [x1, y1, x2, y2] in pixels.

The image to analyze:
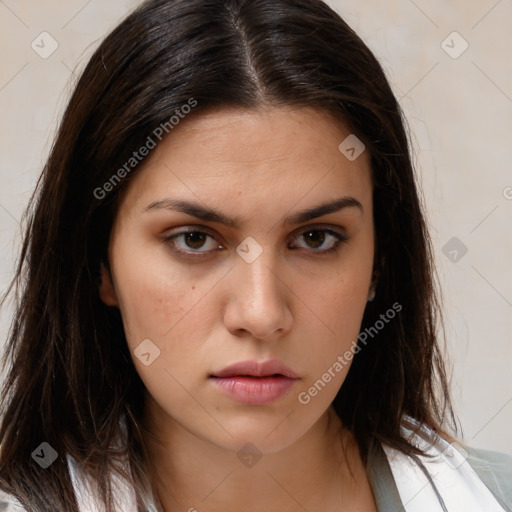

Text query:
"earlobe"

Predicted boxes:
[[367, 284, 376, 302], [367, 261, 382, 302], [98, 262, 119, 307]]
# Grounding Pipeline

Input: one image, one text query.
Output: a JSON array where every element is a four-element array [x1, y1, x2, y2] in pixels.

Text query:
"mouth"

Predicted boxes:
[[210, 359, 299, 379], [209, 359, 300, 405]]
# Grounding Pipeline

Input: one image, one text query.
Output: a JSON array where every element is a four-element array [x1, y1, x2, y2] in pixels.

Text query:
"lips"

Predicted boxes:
[[209, 359, 300, 405], [210, 359, 299, 379]]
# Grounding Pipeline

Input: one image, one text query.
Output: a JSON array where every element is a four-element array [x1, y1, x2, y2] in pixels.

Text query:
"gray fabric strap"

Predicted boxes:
[[366, 440, 406, 511]]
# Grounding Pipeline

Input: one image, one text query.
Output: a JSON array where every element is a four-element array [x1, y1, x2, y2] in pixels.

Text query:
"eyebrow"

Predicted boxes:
[[143, 196, 363, 228]]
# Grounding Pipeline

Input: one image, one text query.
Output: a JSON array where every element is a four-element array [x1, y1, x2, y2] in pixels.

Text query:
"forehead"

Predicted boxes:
[[117, 106, 372, 214]]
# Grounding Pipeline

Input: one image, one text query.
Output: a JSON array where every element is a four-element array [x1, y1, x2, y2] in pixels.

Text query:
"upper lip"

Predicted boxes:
[[211, 359, 299, 379]]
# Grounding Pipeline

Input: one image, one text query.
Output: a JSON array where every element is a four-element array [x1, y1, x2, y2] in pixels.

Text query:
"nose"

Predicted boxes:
[[223, 250, 293, 340]]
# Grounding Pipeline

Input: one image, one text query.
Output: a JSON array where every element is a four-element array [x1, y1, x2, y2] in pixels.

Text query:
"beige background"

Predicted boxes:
[[0, 0, 511, 454]]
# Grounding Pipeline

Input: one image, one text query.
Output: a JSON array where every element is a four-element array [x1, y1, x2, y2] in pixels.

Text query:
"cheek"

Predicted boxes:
[[299, 261, 371, 341], [110, 235, 222, 377], [110, 236, 193, 346], [293, 254, 373, 381], [299, 282, 366, 368], [293, 279, 369, 410]]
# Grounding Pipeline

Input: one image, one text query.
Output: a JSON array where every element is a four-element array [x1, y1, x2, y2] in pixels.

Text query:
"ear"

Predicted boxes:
[[98, 262, 119, 307], [367, 254, 384, 302]]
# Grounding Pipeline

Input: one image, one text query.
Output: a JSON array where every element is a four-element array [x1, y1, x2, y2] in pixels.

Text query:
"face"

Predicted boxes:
[[99, 106, 375, 454]]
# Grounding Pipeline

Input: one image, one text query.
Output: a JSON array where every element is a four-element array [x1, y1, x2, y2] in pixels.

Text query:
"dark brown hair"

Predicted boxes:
[[0, 0, 459, 510]]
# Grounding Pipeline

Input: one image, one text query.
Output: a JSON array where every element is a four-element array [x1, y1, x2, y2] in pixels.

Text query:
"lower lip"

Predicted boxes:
[[210, 376, 298, 405]]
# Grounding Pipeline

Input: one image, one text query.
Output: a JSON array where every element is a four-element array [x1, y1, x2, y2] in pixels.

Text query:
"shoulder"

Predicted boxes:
[[463, 444, 512, 507], [399, 416, 512, 510], [465, 444, 512, 474]]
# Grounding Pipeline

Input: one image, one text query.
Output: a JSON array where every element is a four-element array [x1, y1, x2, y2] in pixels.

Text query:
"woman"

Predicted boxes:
[[0, 0, 510, 511]]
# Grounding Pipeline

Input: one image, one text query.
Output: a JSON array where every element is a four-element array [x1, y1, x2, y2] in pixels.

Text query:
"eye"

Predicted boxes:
[[290, 227, 348, 255], [163, 229, 221, 256], [162, 226, 348, 258]]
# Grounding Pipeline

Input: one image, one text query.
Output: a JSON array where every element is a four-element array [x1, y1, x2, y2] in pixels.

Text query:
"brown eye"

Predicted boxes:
[[163, 229, 221, 256], [292, 228, 348, 254], [302, 230, 326, 249], [182, 231, 208, 250]]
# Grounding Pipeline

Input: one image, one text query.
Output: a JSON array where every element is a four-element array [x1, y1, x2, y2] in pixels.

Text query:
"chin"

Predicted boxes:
[[203, 412, 315, 454]]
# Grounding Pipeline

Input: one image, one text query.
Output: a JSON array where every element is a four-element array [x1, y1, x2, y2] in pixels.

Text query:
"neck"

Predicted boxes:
[[141, 404, 371, 512]]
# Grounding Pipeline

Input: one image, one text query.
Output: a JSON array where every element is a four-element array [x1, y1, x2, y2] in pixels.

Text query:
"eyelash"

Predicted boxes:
[[161, 226, 349, 258]]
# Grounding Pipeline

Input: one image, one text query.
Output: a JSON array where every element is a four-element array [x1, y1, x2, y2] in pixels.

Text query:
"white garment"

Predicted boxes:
[[67, 453, 139, 512], [383, 416, 508, 512]]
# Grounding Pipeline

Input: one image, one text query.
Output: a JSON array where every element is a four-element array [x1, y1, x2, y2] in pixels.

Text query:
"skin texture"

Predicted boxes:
[[99, 106, 377, 511]]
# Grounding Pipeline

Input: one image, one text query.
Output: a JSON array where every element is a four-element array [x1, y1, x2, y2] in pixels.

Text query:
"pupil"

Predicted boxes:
[[186, 232, 206, 249], [305, 230, 324, 248]]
